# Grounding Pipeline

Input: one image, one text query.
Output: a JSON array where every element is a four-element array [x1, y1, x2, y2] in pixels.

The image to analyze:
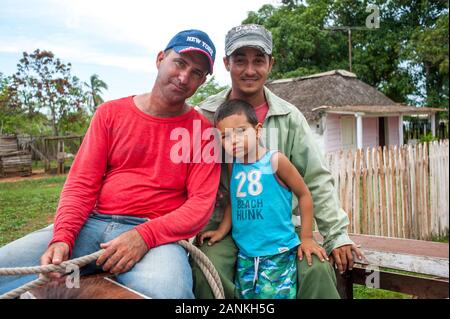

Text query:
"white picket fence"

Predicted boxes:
[[325, 140, 449, 240]]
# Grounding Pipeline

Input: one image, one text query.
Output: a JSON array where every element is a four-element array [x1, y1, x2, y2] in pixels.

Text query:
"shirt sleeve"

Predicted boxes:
[[134, 126, 221, 249], [49, 105, 109, 253], [289, 112, 354, 255]]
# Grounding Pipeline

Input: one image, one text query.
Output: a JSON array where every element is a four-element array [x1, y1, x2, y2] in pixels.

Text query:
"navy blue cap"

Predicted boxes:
[[164, 29, 216, 74]]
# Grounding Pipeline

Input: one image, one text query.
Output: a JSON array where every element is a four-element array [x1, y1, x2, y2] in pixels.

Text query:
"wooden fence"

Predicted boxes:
[[326, 140, 449, 240]]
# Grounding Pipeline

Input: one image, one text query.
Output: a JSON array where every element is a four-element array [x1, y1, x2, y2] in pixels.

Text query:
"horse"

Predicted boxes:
[[23, 273, 147, 299]]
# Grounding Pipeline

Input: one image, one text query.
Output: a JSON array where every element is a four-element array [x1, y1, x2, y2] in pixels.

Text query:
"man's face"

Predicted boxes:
[[155, 49, 209, 104], [224, 47, 274, 97]]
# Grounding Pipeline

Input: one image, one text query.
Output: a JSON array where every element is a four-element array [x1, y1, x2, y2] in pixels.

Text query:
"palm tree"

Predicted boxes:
[[85, 74, 108, 113]]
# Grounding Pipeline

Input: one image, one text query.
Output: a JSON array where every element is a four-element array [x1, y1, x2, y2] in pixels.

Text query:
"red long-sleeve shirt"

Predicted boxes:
[[50, 96, 220, 252]]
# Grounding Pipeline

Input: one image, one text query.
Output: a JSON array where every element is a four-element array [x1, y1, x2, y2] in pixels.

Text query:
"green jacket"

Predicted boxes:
[[197, 86, 353, 255]]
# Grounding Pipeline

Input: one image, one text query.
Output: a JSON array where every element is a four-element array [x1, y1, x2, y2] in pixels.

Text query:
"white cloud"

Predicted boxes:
[[0, 35, 154, 73], [2, 0, 281, 90]]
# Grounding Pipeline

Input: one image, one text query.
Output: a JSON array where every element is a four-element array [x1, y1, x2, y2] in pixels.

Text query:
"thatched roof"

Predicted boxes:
[[265, 70, 411, 121], [313, 105, 446, 116]]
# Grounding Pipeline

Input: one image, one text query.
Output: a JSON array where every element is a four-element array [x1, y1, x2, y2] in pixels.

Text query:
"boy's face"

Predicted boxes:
[[216, 113, 261, 160]]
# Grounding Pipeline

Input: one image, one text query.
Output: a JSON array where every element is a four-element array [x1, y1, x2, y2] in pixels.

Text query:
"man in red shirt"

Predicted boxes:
[[0, 30, 221, 299]]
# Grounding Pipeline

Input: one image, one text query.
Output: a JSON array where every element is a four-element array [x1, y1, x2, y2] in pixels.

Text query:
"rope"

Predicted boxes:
[[0, 241, 224, 299], [177, 240, 224, 299], [0, 249, 104, 299]]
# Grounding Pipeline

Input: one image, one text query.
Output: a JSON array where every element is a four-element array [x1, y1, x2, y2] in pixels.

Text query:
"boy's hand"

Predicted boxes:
[[298, 238, 329, 266], [197, 230, 226, 246]]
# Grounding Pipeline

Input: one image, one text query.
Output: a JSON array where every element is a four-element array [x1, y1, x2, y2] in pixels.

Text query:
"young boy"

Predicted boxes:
[[198, 99, 327, 299]]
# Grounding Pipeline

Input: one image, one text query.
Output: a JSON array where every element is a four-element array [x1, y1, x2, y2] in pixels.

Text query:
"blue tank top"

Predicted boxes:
[[230, 150, 300, 257]]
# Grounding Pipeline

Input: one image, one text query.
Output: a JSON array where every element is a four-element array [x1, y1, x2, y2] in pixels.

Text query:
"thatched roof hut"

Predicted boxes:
[[265, 70, 441, 122]]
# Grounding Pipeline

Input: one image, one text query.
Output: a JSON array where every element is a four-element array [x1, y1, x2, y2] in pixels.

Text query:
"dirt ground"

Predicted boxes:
[[0, 169, 51, 183]]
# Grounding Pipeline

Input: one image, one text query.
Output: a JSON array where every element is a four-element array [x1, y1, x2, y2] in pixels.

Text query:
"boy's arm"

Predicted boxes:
[[198, 164, 233, 246], [218, 163, 234, 236], [198, 202, 231, 246], [273, 152, 314, 239], [272, 152, 328, 264], [218, 202, 232, 234]]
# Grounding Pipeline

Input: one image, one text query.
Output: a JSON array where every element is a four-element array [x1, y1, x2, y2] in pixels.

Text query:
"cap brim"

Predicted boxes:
[[173, 46, 214, 74], [225, 40, 272, 56]]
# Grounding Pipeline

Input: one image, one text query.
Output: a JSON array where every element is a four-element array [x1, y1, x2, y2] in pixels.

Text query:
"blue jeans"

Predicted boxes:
[[0, 213, 194, 298]]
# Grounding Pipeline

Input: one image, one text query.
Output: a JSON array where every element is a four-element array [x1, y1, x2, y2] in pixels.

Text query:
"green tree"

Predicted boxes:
[[0, 72, 38, 135], [85, 74, 108, 114], [243, 0, 349, 79], [11, 49, 89, 136], [242, 0, 449, 106], [188, 76, 229, 106], [407, 7, 449, 109], [0, 72, 10, 110]]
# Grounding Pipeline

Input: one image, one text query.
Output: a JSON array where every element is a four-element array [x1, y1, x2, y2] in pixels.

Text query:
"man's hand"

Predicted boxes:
[[40, 242, 70, 280], [96, 229, 148, 274], [298, 238, 329, 266], [197, 230, 226, 246], [329, 243, 364, 274]]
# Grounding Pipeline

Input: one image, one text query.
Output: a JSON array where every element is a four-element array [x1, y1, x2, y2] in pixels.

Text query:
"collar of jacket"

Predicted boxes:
[[199, 86, 292, 118]]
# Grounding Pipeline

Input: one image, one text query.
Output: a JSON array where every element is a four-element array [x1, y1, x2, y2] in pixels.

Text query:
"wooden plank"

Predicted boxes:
[[409, 144, 418, 238], [429, 141, 438, 236], [369, 148, 375, 235], [351, 266, 449, 299], [314, 231, 449, 277], [393, 146, 400, 237], [43, 135, 84, 141], [0, 136, 19, 156], [361, 149, 368, 235], [360, 249, 448, 278], [345, 150, 353, 232], [424, 142, 431, 239], [400, 146, 408, 238], [373, 147, 380, 236], [379, 147, 387, 236], [389, 147, 396, 237], [354, 149, 361, 233], [385, 147, 392, 237], [417, 143, 425, 239], [441, 140, 449, 235], [344, 233, 449, 259]]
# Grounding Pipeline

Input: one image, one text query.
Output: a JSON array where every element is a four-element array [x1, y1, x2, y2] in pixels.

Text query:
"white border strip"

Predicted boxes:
[[103, 277, 151, 299]]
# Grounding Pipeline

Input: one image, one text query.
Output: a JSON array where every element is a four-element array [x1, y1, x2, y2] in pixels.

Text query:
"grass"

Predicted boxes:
[[0, 175, 67, 246], [353, 284, 411, 299], [32, 158, 74, 172], [431, 234, 449, 243]]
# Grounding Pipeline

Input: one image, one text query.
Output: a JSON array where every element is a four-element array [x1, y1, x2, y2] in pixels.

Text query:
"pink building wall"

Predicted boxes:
[[324, 114, 341, 153], [387, 116, 400, 146], [324, 115, 402, 153], [362, 117, 378, 149]]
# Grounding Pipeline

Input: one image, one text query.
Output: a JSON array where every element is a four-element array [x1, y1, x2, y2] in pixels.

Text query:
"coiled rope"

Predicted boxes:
[[0, 240, 224, 299]]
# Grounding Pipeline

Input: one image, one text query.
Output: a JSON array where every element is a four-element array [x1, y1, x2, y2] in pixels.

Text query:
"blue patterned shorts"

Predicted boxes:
[[235, 248, 297, 299]]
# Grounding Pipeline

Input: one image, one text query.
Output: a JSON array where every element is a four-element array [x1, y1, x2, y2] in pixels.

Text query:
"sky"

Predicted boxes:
[[0, 0, 280, 101]]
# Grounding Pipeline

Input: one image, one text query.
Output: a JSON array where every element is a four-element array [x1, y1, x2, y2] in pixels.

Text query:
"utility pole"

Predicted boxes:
[[324, 26, 371, 73], [324, 4, 380, 72]]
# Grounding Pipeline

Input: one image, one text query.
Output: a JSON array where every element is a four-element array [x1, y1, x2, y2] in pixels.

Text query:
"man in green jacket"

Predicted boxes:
[[193, 24, 363, 299]]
